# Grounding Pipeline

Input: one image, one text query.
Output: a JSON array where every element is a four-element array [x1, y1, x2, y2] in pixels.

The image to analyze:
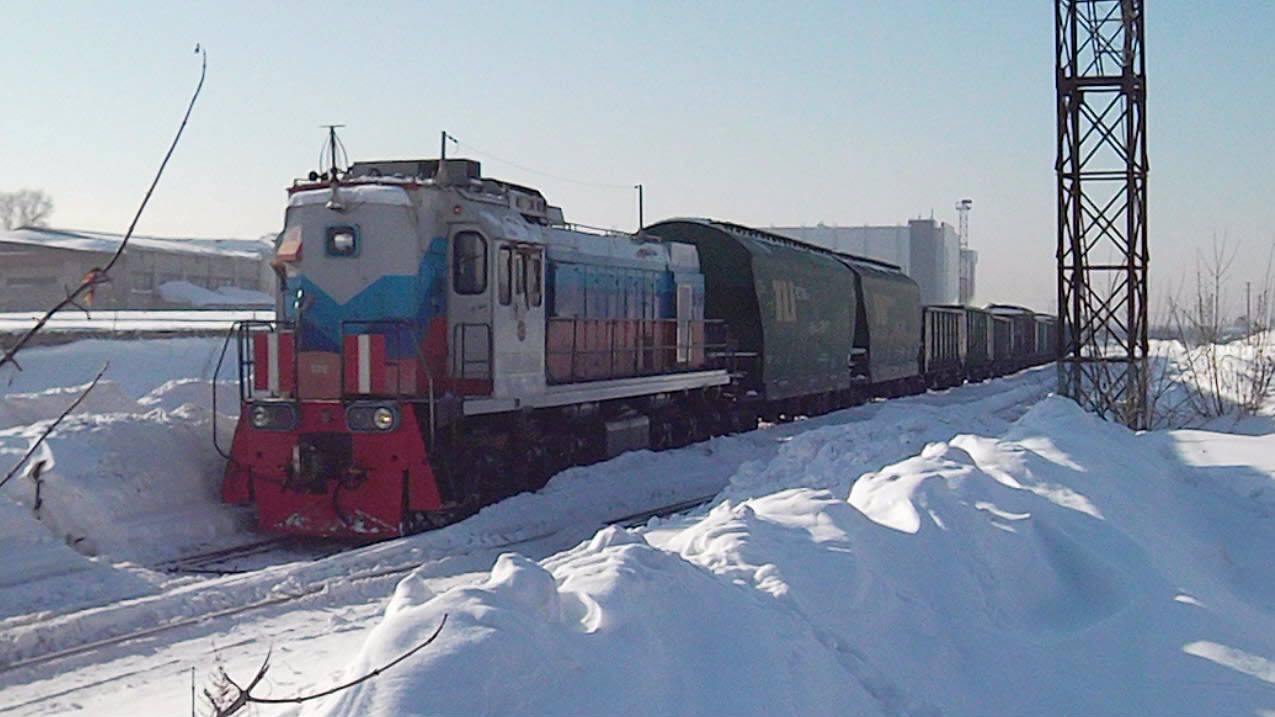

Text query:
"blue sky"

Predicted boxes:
[[2, 1, 1272, 311]]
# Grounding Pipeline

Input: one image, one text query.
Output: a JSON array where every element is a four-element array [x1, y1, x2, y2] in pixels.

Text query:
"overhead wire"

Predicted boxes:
[[448, 136, 633, 191]]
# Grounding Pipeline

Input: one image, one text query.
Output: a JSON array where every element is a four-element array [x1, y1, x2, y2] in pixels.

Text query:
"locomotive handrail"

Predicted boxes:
[[546, 317, 738, 384], [210, 324, 236, 459], [338, 318, 438, 445], [233, 319, 298, 403], [216, 318, 297, 462]]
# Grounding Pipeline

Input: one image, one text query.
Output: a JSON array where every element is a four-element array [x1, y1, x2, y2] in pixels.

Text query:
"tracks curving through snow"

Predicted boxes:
[[0, 367, 1053, 714]]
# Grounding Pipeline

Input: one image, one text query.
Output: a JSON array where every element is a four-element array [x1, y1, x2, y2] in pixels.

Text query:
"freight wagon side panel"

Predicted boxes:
[[742, 236, 855, 400], [645, 219, 856, 401], [964, 307, 992, 369], [847, 261, 922, 383], [922, 306, 964, 372]]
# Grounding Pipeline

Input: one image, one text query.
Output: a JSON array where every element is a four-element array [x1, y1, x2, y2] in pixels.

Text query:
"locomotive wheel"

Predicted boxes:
[[702, 406, 726, 438], [546, 432, 578, 476], [651, 415, 675, 451], [467, 450, 509, 502], [406, 505, 475, 533], [673, 412, 698, 447]]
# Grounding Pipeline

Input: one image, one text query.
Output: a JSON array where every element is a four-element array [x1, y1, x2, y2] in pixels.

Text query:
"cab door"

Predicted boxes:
[[491, 241, 546, 400], [447, 227, 493, 393]]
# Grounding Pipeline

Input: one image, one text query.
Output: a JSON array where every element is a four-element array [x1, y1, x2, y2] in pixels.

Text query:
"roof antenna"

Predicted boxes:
[[319, 124, 348, 178], [320, 124, 348, 211], [436, 131, 457, 184]]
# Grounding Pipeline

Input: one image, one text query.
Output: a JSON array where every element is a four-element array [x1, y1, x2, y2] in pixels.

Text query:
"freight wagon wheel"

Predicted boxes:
[[547, 433, 579, 475], [701, 407, 725, 438], [517, 443, 552, 493], [730, 407, 758, 434], [464, 451, 509, 502], [668, 412, 696, 447]]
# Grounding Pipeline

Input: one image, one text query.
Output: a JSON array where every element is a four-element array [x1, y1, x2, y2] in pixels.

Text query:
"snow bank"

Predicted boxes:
[[308, 532, 876, 716], [1148, 334, 1275, 431], [0, 491, 158, 622], [0, 379, 138, 430], [0, 337, 250, 621], [157, 280, 273, 307], [0, 406, 242, 562], [0, 336, 226, 397], [311, 397, 1275, 717]]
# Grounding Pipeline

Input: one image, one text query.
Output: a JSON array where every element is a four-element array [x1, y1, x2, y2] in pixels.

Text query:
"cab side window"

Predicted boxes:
[[453, 231, 487, 295], [498, 247, 512, 305], [528, 254, 543, 307]]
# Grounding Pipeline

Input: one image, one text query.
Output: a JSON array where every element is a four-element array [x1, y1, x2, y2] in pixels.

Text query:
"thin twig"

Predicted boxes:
[[208, 614, 447, 716], [0, 363, 108, 492], [248, 614, 448, 705], [0, 46, 207, 373]]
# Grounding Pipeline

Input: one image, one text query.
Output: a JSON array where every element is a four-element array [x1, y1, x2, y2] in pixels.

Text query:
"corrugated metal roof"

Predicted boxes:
[[0, 226, 270, 259]]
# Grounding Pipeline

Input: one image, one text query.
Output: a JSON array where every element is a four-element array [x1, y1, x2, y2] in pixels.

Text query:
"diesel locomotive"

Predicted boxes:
[[219, 155, 1055, 539]]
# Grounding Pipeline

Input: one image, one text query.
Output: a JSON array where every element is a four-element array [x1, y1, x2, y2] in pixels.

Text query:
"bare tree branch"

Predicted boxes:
[[207, 613, 448, 716], [0, 363, 108, 492], [0, 46, 207, 373]]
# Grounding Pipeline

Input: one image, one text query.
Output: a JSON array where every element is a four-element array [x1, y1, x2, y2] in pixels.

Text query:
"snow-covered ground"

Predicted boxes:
[[1, 337, 1272, 716], [0, 310, 270, 335], [156, 281, 273, 308]]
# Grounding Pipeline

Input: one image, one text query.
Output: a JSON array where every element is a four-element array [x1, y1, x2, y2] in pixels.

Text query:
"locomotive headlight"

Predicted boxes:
[[346, 403, 399, 432], [248, 402, 297, 431]]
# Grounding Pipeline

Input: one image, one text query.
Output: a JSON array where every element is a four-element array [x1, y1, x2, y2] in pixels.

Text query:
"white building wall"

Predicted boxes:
[[771, 225, 911, 273], [772, 220, 967, 306]]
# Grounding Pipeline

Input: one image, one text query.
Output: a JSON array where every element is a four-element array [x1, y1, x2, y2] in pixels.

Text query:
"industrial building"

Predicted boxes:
[[771, 218, 978, 306], [0, 226, 273, 311]]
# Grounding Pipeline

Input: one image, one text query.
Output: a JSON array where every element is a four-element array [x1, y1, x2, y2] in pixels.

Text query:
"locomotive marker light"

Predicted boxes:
[[248, 402, 297, 431], [346, 403, 401, 432]]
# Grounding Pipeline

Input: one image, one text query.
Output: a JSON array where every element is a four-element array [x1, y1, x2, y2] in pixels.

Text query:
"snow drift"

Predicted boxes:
[[0, 338, 247, 619], [308, 398, 1275, 717]]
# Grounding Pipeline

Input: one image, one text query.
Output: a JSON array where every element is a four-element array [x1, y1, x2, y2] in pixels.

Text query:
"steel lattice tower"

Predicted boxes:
[[1055, 0, 1149, 428]]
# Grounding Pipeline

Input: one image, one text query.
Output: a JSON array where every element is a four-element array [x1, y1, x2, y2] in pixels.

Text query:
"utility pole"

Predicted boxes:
[[1247, 281, 1252, 336], [437, 131, 457, 183], [635, 184, 644, 232], [1055, 0, 1150, 429]]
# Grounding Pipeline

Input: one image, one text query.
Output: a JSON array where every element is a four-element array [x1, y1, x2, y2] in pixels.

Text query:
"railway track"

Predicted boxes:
[[0, 492, 718, 677], [610, 494, 717, 527], [155, 537, 349, 576]]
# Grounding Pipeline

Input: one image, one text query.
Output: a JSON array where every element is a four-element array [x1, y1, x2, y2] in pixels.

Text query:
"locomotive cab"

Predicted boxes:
[[222, 179, 453, 537]]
